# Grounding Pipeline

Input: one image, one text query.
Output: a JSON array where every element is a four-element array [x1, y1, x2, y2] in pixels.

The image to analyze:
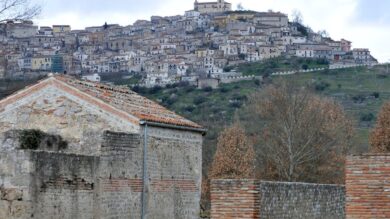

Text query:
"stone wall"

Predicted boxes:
[[346, 154, 390, 219], [0, 131, 33, 219], [211, 179, 345, 219], [30, 152, 99, 219], [0, 131, 100, 219], [0, 86, 138, 156], [258, 181, 345, 219], [98, 131, 143, 219], [0, 128, 203, 219], [144, 126, 202, 219]]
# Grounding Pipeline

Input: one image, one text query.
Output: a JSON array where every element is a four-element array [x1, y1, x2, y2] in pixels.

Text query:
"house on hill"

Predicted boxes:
[[0, 74, 204, 219], [194, 0, 232, 14]]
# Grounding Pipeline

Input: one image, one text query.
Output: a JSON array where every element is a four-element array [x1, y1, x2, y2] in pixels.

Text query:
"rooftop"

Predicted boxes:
[[0, 74, 203, 130]]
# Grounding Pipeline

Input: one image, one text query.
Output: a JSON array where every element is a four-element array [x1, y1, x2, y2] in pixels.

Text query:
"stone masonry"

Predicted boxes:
[[0, 75, 204, 219], [211, 179, 345, 219], [0, 128, 202, 219]]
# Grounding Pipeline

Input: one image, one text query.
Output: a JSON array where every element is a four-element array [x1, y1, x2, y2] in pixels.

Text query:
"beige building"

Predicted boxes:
[[52, 25, 71, 36], [254, 12, 288, 27], [2, 20, 38, 38], [194, 0, 232, 14], [31, 56, 52, 70]]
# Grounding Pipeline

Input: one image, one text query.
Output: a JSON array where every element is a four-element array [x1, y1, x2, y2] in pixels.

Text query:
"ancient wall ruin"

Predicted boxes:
[[211, 179, 345, 219], [0, 128, 202, 219]]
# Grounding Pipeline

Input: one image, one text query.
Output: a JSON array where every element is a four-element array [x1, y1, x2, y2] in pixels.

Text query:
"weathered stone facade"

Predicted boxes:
[[0, 75, 203, 219], [211, 179, 345, 219], [346, 154, 390, 219]]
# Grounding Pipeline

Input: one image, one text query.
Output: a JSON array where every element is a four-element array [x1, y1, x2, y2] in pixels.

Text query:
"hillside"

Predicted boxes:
[[0, 62, 388, 177], [126, 63, 390, 173]]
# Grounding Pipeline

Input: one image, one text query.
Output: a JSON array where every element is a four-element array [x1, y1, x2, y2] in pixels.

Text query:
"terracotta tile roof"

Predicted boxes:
[[54, 75, 202, 129]]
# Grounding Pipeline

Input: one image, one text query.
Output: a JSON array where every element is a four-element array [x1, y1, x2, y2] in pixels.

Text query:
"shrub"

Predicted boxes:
[[19, 129, 44, 150], [223, 66, 234, 72], [316, 58, 329, 65], [184, 86, 195, 93], [131, 86, 148, 94], [202, 86, 213, 92], [371, 92, 380, 99], [229, 101, 242, 108], [360, 113, 375, 122], [209, 122, 255, 179], [352, 94, 366, 103], [194, 96, 207, 105], [177, 81, 190, 87], [183, 105, 196, 112], [232, 94, 247, 101], [148, 86, 162, 94], [376, 74, 388, 79], [219, 87, 229, 93], [164, 97, 177, 106], [315, 81, 330, 91], [370, 102, 390, 152]]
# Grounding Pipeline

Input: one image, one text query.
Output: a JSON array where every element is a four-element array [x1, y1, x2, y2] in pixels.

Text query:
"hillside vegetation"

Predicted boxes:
[[129, 63, 390, 176], [237, 57, 329, 76]]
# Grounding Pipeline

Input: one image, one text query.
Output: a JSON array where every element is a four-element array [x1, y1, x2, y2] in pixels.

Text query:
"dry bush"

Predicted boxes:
[[209, 122, 255, 179], [370, 102, 390, 153]]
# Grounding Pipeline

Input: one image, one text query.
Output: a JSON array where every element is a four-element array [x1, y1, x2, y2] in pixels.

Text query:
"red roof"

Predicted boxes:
[[0, 75, 202, 130]]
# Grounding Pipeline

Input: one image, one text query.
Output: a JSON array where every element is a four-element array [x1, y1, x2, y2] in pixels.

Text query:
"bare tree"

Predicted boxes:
[[249, 79, 353, 183], [209, 121, 255, 179], [317, 30, 330, 38], [236, 3, 244, 11], [0, 0, 41, 22], [370, 102, 390, 152], [291, 9, 303, 24]]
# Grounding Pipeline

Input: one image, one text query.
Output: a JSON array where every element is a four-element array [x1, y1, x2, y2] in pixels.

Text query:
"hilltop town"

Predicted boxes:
[[0, 0, 378, 87], [0, 1, 389, 219]]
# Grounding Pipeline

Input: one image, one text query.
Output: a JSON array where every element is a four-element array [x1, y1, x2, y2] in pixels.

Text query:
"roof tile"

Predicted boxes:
[[54, 75, 202, 129]]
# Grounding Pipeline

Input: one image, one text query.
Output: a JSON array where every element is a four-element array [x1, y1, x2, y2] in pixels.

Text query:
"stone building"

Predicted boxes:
[[0, 20, 38, 38], [194, 0, 232, 14], [0, 74, 204, 218]]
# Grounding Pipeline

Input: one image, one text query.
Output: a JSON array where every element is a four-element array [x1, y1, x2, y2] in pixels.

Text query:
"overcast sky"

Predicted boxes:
[[32, 0, 390, 62]]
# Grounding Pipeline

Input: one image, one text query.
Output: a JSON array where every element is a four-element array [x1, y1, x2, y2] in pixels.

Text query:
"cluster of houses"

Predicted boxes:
[[0, 0, 377, 86]]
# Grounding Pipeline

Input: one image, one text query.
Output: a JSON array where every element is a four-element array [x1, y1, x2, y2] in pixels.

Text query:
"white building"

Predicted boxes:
[[82, 73, 101, 82], [194, 0, 232, 14]]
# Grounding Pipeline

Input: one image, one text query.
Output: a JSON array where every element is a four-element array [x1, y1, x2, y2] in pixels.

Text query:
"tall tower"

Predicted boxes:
[[194, 0, 198, 11]]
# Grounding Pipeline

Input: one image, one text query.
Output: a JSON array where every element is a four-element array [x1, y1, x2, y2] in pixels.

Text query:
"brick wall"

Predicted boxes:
[[211, 180, 345, 219], [211, 179, 260, 219], [346, 154, 390, 219]]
